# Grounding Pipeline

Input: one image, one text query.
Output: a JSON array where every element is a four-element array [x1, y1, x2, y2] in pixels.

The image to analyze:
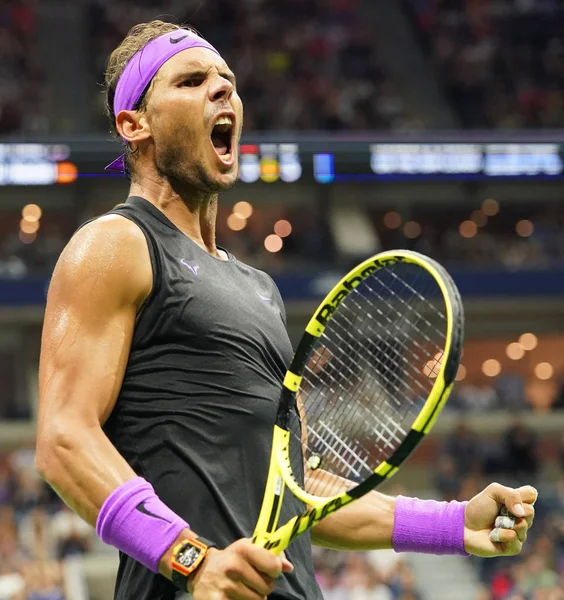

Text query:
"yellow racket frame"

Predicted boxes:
[[253, 250, 464, 553]]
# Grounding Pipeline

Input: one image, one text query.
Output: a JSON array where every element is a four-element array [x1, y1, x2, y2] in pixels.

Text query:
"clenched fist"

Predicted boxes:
[[464, 483, 536, 558]]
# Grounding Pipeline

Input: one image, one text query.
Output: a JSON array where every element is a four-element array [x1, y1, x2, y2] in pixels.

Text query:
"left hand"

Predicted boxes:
[[463, 483, 537, 558]]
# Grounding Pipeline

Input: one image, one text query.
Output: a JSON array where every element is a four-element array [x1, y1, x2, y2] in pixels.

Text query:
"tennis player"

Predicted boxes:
[[36, 20, 536, 600]]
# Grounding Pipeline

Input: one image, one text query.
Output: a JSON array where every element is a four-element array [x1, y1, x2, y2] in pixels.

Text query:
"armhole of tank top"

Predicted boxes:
[[74, 211, 162, 323], [104, 208, 163, 336]]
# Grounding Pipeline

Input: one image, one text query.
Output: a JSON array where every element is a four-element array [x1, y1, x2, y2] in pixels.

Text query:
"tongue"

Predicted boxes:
[[212, 135, 228, 156]]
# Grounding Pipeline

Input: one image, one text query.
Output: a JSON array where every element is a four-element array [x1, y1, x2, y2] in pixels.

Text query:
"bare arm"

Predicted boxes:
[[36, 215, 151, 522], [306, 470, 395, 551], [35, 216, 195, 577]]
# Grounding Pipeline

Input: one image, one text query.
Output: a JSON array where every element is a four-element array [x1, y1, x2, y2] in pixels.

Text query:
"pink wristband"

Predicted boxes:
[[96, 477, 189, 572], [392, 496, 469, 556]]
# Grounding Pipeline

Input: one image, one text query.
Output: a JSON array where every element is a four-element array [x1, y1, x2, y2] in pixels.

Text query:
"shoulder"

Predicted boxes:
[[51, 214, 152, 309]]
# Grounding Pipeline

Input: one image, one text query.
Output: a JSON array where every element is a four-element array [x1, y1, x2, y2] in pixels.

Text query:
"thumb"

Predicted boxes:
[[487, 483, 525, 518], [280, 552, 294, 573]]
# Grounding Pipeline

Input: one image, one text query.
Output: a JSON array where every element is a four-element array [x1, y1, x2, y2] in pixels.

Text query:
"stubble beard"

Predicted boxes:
[[154, 135, 238, 206]]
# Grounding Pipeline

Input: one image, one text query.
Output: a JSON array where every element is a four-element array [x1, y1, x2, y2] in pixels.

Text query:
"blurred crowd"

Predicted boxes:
[[374, 203, 564, 272], [314, 546, 422, 600], [5, 0, 564, 135], [436, 420, 564, 600], [3, 201, 564, 279], [0, 0, 48, 136], [448, 373, 564, 413], [86, 0, 413, 132], [0, 447, 93, 600], [406, 0, 564, 129]]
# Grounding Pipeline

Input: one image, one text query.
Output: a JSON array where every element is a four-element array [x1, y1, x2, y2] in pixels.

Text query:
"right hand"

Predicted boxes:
[[188, 538, 294, 599]]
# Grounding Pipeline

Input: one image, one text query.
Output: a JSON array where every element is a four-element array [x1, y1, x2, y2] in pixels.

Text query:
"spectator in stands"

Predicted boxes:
[[502, 416, 540, 484], [444, 422, 483, 477], [0, 562, 25, 600], [337, 553, 394, 600], [405, 0, 564, 129], [0, 0, 46, 135], [87, 0, 410, 132], [434, 455, 461, 501], [50, 505, 94, 560]]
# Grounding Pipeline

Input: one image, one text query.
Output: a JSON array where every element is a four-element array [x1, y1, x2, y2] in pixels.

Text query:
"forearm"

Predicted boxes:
[[307, 469, 395, 550], [307, 469, 468, 556], [312, 490, 395, 550], [36, 421, 207, 584], [36, 419, 138, 526]]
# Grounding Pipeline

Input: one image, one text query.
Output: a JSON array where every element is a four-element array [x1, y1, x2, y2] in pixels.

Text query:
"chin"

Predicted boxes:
[[205, 160, 239, 191], [215, 168, 239, 190]]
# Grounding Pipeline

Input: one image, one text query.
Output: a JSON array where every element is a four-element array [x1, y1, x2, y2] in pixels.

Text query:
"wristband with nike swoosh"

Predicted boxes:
[[96, 477, 189, 572]]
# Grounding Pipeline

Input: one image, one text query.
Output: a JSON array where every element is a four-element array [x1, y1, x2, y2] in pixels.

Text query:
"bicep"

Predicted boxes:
[[38, 217, 151, 432]]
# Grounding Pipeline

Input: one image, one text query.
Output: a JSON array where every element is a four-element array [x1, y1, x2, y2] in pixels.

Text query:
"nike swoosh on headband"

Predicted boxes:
[[169, 35, 189, 44]]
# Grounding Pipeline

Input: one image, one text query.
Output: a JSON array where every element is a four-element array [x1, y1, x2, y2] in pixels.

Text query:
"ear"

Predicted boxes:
[[115, 110, 151, 145]]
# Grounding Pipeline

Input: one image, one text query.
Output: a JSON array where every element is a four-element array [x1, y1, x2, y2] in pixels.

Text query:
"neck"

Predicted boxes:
[[129, 178, 224, 260]]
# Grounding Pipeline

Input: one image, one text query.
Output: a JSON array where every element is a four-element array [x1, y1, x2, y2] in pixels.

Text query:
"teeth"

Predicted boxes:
[[215, 116, 233, 126]]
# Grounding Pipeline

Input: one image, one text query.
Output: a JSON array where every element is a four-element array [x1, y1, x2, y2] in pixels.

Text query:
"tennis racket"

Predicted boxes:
[[253, 249, 464, 553]]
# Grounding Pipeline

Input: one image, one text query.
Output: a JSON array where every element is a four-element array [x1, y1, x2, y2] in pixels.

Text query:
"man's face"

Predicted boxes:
[[144, 47, 243, 193]]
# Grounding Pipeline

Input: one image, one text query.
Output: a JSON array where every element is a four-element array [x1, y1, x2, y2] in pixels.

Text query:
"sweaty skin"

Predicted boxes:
[[36, 37, 536, 600]]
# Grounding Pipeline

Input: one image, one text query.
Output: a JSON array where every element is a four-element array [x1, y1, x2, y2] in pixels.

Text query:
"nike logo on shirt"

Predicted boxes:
[[180, 259, 200, 276]]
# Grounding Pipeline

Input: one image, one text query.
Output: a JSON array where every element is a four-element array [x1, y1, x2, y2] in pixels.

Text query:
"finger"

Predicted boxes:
[[234, 563, 276, 597], [521, 502, 535, 528], [513, 518, 529, 544], [486, 483, 526, 517], [495, 507, 516, 530], [225, 583, 266, 600], [238, 541, 287, 579], [489, 527, 523, 555], [516, 485, 538, 506], [279, 552, 294, 574]]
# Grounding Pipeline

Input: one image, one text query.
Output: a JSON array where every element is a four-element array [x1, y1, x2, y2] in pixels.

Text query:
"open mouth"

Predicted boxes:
[[210, 116, 234, 162]]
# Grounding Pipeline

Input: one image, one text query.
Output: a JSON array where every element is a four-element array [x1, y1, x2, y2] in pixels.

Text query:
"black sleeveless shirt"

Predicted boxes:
[[100, 197, 322, 600]]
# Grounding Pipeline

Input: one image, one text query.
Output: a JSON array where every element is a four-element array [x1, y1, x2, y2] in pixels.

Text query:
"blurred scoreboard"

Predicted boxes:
[[317, 143, 564, 182], [0, 143, 77, 186], [1, 139, 564, 185], [239, 143, 302, 183]]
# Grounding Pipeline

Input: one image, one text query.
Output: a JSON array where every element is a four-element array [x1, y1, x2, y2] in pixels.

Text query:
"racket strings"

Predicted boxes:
[[292, 263, 449, 496], [307, 286, 442, 430]]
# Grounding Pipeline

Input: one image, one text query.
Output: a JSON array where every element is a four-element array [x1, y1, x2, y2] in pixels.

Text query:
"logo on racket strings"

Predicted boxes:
[[315, 257, 405, 327]]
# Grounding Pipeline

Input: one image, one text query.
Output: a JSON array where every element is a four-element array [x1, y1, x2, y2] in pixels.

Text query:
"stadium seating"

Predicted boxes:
[[405, 0, 564, 128]]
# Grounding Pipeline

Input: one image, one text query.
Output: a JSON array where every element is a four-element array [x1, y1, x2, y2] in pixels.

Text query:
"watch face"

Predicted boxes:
[[177, 545, 201, 568]]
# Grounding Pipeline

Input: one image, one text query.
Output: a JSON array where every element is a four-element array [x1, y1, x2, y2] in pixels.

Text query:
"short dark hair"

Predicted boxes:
[[103, 20, 199, 180]]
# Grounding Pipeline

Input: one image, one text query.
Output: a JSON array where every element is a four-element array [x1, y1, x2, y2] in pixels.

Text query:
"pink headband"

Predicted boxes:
[[106, 29, 221, 172]]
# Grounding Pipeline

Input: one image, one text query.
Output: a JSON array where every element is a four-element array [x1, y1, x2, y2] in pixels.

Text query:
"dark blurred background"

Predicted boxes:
[[1, 1, 564, 599]]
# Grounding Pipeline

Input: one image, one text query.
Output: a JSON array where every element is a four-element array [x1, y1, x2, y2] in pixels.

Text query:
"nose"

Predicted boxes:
[[209, 74, 234, 102]]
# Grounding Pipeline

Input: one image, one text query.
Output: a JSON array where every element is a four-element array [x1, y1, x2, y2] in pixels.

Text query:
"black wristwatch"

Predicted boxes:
[[171, 536, 216, 591]]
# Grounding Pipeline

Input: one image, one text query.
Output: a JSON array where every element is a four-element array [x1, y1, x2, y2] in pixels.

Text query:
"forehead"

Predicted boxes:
[[156, 47, 232, 80]]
